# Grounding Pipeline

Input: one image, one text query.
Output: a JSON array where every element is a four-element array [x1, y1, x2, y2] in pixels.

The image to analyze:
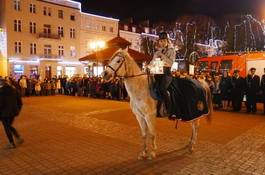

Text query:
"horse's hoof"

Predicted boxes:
[[186, 149, 193, 154], [148, 154, 156, 160], [138, 153, 147, 160]]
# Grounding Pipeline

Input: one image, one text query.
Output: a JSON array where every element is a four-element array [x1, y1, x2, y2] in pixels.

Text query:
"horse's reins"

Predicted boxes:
[[106, 56, 147, 78]]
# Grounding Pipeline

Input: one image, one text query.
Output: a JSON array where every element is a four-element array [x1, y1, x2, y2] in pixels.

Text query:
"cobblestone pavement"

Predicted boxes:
[[1, 95, 265, 175]]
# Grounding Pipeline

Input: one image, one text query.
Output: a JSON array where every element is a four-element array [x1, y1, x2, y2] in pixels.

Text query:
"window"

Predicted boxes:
[[14, 0, 21, 10], [44, 6, 46, 15], [70, 12, 75, 21], [30, 3, 36, 13], [48, 8, 51, 16], [124, 25, 128, 31], [70, 46, 75, 57], [44, 44, 51, 57], [70, 28, 75, 38], [57, 66, 62, 76], [102, 26, 106, 31], [219, 60, 232, 72], [132, 27, 136, 33], [30, 22, 36, 34], [58, 26, 63, 37], [14, 65, 24, 79], [58, 10, 63, 18], [15, 41, 22, 54], [86, 23, 90, 29], [144, 27, 149, 34], [196, 61, 208, 72], [66, 66, 76, 78], [14, 19, 21, 32], [58, 45, 64, 56], [109, 27, 113, 32], [94, 24, 98, 30], [30, 43, 37, 54], [210, 62, 218, 73]]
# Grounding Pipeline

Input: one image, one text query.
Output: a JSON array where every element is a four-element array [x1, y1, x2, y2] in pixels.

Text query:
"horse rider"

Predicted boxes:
[[147, 32, 176, 115], [246, 67, 260, 113]]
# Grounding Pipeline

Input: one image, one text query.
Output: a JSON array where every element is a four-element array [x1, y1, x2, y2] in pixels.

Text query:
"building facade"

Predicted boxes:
[[0, 0, 118, 79]]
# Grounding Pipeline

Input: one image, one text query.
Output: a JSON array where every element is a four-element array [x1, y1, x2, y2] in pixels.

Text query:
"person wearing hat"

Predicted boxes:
[[246, 67, 260, 113], [0, 79, 24, 149], [231, 70, 246, 112], [147, 32, 176, 116], [261, 67, 265, 114]]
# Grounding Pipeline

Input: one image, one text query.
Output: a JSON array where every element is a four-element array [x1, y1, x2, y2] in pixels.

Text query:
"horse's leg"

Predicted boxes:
[[136, 115, 148, 160], [146, 114, 157, 160], [186, 119, 200, 154]]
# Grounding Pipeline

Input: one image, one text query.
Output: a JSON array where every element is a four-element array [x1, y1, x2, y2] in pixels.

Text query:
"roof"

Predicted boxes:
[[79, 47, 152, 62], [106, 36, 131, 46]]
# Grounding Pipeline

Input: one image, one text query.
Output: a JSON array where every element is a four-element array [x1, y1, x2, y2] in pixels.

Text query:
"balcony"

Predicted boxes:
[[39, 54, 62, 61], [39, 33, 60, 40]]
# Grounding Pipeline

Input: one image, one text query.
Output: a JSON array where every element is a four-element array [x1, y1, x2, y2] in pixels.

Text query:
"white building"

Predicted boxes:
[[0, 0, 118, 79]]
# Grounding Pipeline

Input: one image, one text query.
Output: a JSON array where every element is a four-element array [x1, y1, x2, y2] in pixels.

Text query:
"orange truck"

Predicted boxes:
[[195, 52, 265, 78]]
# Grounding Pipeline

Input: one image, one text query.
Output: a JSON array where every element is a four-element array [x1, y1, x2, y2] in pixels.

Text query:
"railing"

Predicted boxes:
[[39, 33, 60, 40]]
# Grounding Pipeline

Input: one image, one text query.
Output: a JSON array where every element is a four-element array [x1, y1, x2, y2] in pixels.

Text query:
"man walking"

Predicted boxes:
[[0, 79, 24, 149]]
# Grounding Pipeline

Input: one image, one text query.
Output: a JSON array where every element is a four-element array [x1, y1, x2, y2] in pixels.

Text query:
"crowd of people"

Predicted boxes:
[[0, 74, 129, 101], [1, 66, 265, 115], [174, 67, 265, 115]]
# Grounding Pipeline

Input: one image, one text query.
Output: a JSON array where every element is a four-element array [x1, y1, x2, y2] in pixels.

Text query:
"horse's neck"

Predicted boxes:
[[124, 59, 148, 99]]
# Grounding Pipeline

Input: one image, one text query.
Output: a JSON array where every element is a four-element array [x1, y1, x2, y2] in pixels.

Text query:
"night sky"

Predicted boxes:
[[73, 0, 264, 24]]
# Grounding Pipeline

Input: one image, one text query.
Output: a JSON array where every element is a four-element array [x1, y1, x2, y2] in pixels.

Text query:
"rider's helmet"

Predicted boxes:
[[159, 32, 169, 40]]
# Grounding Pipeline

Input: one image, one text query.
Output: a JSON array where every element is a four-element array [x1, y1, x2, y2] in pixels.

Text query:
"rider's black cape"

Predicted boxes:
[[168, 77, 209, 122]]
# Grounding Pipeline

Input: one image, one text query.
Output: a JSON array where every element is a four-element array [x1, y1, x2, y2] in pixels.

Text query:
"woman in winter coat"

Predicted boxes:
[[57, 79, 62, 94], [35, 80, 41, 96]]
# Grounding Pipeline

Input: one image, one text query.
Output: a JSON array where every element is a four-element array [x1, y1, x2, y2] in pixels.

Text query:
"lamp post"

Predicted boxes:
[[89, 41, 105, 77]]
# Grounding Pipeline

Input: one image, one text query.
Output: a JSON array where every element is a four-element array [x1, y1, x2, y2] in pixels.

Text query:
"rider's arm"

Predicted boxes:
[[161, 48, 175, 67]]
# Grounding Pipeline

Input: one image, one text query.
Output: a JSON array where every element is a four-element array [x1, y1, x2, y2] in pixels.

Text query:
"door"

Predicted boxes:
[[45, 66, 51, 80], [44, 24, 51, 38]]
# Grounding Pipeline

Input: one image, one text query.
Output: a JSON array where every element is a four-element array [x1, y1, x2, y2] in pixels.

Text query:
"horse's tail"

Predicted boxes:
[[199, 79, 213, 123]]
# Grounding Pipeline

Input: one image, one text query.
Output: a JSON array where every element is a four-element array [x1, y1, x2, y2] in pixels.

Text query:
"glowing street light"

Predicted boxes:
[[89, 41, 105, 76]]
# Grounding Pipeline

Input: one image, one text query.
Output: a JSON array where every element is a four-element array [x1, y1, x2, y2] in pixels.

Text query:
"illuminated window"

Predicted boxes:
[[15, 41, 22, 54], [132, 27, 136, 33], [30, 42, 36, 54], [30, 22, 36, 34], [70, 46, 75, 57], [144, 27, 149, 34], [70, 28, 75, 38], [58, 10, 63, 18], [124, 25, 128, 31], [94, 24, 98, 30], [14, 19, 21, 32], [30, 3, 35, 13], [14, 0, 21, 10], [58, 26, 63, 37], [58, 45, 64, 56], [109, 27, 113, 32], [86, 23, 90, 29]]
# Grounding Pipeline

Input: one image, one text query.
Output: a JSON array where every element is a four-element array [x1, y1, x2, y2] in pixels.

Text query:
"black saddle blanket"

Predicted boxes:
[[167, 78, 209, 122]]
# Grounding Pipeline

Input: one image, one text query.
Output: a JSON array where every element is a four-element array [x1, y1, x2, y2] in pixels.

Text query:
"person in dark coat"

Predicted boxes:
[[231, 70, 246, 112], [220, 70, 232, 110], [261, 68, 265, 115], [0, 79, 24, 149], [246, 67, 260, 113]]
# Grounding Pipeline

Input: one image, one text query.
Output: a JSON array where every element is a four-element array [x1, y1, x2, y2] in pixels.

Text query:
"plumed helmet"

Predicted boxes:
[[159, 32, 169, 40]]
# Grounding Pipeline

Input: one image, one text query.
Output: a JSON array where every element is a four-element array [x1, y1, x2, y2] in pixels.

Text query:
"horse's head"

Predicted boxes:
[[102, 47, 129, 81]]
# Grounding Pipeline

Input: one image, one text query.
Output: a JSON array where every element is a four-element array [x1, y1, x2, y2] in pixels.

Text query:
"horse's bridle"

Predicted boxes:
[[106, 56, 146, 78]]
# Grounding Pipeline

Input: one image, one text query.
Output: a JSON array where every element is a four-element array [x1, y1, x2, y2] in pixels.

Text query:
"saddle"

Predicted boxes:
[[149, 76, 171, 118]]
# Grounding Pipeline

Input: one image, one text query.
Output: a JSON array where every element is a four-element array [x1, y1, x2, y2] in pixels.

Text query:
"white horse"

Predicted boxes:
[[102, 48, 213, 160]]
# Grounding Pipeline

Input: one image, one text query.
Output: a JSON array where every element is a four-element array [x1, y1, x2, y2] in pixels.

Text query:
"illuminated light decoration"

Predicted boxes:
[[38, 58, 62, 61], [9, 60, 39, 63], [0, 28, 7, 57], [184, 22, 196, 57]]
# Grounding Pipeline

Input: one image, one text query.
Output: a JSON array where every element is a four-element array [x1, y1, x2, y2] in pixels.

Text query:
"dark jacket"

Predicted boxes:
[[0, 85, 22, 118]]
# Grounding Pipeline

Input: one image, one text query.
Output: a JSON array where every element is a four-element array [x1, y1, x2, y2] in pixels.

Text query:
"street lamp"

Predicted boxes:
[[89, 41, 105, 77]]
